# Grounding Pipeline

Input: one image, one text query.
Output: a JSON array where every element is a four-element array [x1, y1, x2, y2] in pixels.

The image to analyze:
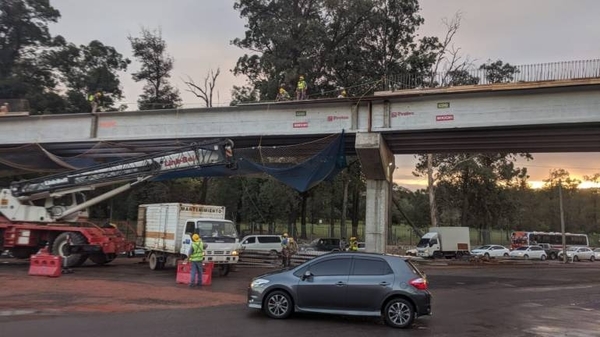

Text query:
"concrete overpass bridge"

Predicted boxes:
[[2, 76, 600, 253]]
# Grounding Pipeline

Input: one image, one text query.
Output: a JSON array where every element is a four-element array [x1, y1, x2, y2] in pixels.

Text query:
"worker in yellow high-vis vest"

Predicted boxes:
[[187, 234, 205, 287]]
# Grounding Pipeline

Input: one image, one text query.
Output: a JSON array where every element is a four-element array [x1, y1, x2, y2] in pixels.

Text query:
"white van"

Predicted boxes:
[[240, 235, 283, 254]]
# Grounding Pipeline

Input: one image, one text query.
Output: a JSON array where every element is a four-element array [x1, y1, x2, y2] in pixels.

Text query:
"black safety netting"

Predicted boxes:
[[0, 133, 347, 192]]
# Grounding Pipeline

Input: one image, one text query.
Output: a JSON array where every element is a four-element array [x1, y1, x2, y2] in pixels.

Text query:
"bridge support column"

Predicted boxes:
[[355, 133, 395, 254]]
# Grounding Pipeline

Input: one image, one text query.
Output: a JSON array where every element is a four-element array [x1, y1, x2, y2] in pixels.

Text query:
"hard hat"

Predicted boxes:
[[299, 75, 304, 80], [341, 90, 346, 95], [350, 236, 356, 240], [283, 233, 288, 237], [289, 238, 294, 243], [279, 88, 285, 94], [192, 234, 200, 242]]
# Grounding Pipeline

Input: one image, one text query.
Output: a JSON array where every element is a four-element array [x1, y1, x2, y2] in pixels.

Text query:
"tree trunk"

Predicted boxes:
[[300, 192, 308, 239], [351, 187, 360, 237], [427, 154, 437, 227], [199, 177, 209, 204], [340, 178, 349, 239], [330, 184, 336, 237]]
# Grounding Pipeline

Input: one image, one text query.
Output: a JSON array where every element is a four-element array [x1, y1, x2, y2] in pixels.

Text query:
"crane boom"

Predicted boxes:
[[1, 138, 235, 223]]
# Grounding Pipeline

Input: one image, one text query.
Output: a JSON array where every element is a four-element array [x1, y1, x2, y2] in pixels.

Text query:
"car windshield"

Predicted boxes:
[[515, 247, 528, 251], [567, 247, 578, 251], [475, 245, 491, 250], [417, 238, 430, 248]]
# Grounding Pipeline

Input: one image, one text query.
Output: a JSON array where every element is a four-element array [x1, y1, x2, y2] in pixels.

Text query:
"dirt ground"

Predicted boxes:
[[0, 257, 261, 316]]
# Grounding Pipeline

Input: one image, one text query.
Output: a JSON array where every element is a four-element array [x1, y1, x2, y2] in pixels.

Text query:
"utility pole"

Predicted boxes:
[[558, 180, 567, 263], [428, 154, 437, 227]]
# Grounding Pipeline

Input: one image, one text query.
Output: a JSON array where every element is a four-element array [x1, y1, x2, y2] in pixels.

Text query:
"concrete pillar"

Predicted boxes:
[[355, 133, 395, 254]]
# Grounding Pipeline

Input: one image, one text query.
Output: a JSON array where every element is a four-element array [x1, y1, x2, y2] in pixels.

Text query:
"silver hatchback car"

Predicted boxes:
[[247, 252, 432, 328]]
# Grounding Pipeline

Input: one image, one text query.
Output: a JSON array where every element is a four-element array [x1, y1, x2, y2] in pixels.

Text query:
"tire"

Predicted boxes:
[[574, 256, 579, 262], [503, 253, 509, 257], [484, 253, 490, 259], [263, 290, 293, 319], [218, 264, 230, 276], [550, 252, 557, 260], [456, 252, 463, 259], [383, 298, 415, 329], [523, 254, 529, 260], [89, 253, 117, 265], [540, 254, 546, 261], [432, 251, 443, 259], [148, 252, 164, 270], [51, 232, 89, 268], [590, 256, 595, 262]]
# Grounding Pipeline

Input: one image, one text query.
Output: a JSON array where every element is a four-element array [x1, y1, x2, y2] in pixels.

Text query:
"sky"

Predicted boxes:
[[48, 0, 600, 190]]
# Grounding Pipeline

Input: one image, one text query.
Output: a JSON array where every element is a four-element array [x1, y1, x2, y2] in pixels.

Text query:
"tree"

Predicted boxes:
[[184, 68, 220, 107], [480, 60, 519, 84], [232, 0, 440, 101], [129, 27, 181, 110], [0, 0, 63, 113], [47, 40, 130, 113]]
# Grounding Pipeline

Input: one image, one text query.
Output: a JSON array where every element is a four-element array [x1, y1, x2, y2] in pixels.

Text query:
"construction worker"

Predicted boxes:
[[88, 90, 103, 113], [276, 85, 290, 101], [337, 89, 347, 98], [281, 233, 291, 267], [349, 236, 358, 251], [296, 75, 307, 100], [187, 234, 205, 288]]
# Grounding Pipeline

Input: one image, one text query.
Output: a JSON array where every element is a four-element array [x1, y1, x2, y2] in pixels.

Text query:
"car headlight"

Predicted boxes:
[[250, 278, 270, 288], [232, 250, 238, 256]]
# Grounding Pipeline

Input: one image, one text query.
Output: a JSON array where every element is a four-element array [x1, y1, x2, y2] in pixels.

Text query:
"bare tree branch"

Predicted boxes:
[[183, 68, 221, 107]]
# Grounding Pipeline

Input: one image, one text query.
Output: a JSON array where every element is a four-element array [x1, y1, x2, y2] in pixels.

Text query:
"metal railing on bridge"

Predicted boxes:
[[383, 59, 600, 91]]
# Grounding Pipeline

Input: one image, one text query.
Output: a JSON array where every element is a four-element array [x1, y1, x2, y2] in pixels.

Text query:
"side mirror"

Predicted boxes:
[[302, 270, 313, 281]]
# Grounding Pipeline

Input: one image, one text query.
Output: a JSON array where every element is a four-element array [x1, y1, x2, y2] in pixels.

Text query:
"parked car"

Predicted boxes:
[[537, 243, 560, 260], [509, 245, 547, 260], [470, 245, 510, 258], [240, 235, 283, 254], [299, 238, 342, 252], [558, 247, 595, 262], [357, 242, 366, 252], [594, 248, 600, 260], [247, 252, 432, 328]]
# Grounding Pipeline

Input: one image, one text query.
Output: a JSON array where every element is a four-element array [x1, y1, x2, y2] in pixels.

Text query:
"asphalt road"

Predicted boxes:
[[1, 259, 600, 337]]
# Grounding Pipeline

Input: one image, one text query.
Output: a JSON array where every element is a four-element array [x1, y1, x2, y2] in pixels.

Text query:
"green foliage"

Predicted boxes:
[[129, 27, 181, 110], [480, 60, 519, 83], [46, 40, 130, 112], [232, 0, 441, 101]]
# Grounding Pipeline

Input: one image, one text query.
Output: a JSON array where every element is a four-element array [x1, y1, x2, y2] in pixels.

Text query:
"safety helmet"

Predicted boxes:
[[350, 236, 356, 241], [283, 233, 288, 237], [279, 88, 285, 94], [288, 238, 294, 243], [341, 90, 347, 95], [192, 234, 200, 242], [299, 75, 304, 80]]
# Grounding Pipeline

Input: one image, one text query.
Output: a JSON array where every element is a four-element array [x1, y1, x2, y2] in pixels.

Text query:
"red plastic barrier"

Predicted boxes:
[[176, 261, 214, 286], [29, 250, 62, 277]]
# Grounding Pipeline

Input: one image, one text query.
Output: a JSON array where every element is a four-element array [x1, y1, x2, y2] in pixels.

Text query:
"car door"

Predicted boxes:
[[530, 246, 544, 259], [296, 256, 352, 310], [345, 257, 395, 312], [241, 236, 256, 251]]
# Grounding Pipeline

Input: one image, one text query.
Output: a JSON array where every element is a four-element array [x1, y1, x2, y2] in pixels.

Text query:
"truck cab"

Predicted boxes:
[[180, 218, 240, 274], [416, 232, 439, 258]]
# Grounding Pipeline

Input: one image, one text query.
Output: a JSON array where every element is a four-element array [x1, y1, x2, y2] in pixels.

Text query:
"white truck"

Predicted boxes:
[[137, 203, 240, 276], [416, 226, 471, 259]]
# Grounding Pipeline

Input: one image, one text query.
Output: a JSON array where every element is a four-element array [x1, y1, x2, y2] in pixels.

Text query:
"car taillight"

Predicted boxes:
[[409, 277, 428, 290]]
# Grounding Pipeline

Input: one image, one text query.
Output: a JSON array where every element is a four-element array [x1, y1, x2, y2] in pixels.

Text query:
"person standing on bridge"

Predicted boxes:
[[89, 90, 103, 113], [276, 85, 291, 101], [296, 75, 307, 100], [187, 234, 205, 288]]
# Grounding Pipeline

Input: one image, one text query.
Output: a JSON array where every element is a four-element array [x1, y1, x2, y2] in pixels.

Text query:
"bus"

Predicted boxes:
[[510, 231, 589, 249]]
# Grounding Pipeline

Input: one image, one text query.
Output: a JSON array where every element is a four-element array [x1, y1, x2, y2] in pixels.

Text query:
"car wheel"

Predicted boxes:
[[590, 256, 595, 262], [503, 253, 509, 257], [383, 298, 415, 329], [523, 254, 529, 260], [574, 256, 580, 262], [550, 252, 557, 260], [484, 253, 490, 259], [540, 254, 546, 261], [263, 290, 293, 319]]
